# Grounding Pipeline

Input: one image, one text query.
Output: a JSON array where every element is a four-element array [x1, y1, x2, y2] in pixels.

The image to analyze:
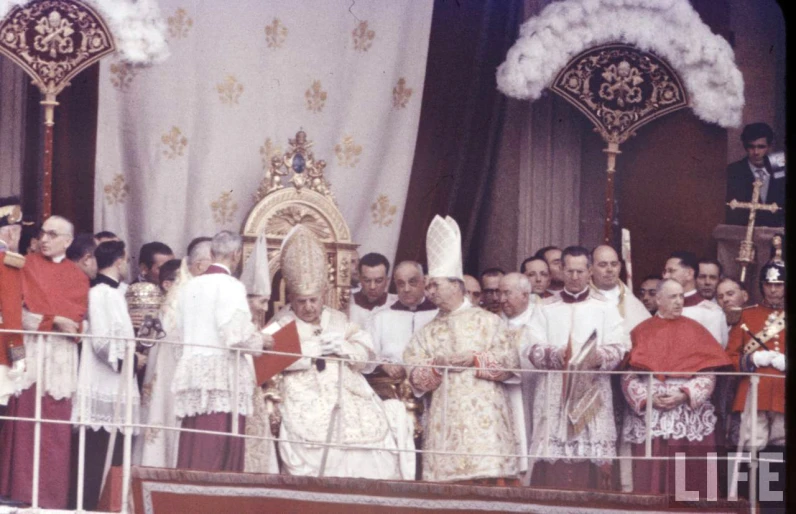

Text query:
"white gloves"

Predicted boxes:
[[771, 353, 786, 372], [752, 350, 777, 368], [319, 332, 347, 356], [7, 359, 25, 381]]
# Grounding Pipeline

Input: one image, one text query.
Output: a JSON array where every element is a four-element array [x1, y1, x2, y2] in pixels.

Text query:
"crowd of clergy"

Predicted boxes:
[[0, 197, 785, 510]]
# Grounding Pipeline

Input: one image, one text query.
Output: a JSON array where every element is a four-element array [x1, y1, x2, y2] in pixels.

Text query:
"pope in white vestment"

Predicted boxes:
[[273, 225, 413, 480]]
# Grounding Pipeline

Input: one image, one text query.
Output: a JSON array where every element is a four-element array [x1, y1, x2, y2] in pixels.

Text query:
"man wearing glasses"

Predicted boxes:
[[0, 215, 89, 509]]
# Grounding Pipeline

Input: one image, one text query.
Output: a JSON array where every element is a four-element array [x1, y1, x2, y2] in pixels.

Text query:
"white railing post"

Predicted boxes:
[[31, 336, 44, 509], [543, 369, 551, 458], [441, 367, 449, 453], [644, 372, 654, 457], [121, 337, 135, 514], [76, 335, 90, 513], [749, 374, 760, 514], [232, 349, 240, 436]]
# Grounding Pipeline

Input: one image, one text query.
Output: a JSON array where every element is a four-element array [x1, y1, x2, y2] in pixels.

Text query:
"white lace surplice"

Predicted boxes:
[[522, 296, 629, 464], [621, 374, 717, 443], [72, 283, 140, 433], [16, 310, 79, 401]]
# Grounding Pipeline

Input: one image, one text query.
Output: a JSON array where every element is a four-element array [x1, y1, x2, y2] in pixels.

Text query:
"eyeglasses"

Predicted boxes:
[[38, 229, 67, 240]]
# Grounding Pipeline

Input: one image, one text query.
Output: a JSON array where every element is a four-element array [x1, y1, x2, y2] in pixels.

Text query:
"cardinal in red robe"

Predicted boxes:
[[0, 216, 88, 509], [620, 279, 730, 498]]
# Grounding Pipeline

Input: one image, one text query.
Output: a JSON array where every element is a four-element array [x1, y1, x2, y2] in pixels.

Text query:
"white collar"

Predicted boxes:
[[684, 289, 697, 297], [51, 254, 66, 263]]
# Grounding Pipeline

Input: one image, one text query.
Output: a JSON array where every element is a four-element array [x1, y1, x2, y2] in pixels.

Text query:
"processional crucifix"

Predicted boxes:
[[549, 44, 690, 246], [0, 0, 116, 220], [726, 180, 781, 282]]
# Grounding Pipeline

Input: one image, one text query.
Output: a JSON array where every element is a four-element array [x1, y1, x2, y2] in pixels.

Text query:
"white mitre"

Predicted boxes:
[[241, 232, 271, 297], [426, 215, 463, 280], [280, 224, 328, 296]]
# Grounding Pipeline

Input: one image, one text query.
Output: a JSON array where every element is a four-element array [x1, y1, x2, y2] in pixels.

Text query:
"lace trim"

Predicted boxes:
[[537, 438, 617, 465], [172, 354, 255, 417], [622, 403, 717, 443]]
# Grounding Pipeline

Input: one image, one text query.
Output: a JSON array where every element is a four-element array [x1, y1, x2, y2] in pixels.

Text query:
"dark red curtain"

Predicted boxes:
[[395, 0, 523, 274]]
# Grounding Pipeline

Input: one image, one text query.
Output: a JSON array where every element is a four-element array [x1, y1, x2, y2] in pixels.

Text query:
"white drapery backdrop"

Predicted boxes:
[[95, 0, 433, 271]]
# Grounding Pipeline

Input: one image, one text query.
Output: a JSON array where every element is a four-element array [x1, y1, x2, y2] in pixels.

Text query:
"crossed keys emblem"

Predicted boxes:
[[33, 11, 75, 58]]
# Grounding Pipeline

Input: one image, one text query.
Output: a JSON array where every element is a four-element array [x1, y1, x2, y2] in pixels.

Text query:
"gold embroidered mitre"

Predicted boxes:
[[426, 215, 463, 280], [280, 224, 327, 296]]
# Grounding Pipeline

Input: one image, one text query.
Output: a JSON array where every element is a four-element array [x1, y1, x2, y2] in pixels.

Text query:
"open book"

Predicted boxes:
[[562, 329, 603, 437], [253, 320, 302, 385]]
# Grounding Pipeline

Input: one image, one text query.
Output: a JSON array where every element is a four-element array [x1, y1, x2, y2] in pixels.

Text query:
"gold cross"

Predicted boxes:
[[726, 179, 781, 282]]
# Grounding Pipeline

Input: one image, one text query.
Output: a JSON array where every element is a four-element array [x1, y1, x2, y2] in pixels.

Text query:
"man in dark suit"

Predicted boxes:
[[725, 123, 784, 227]]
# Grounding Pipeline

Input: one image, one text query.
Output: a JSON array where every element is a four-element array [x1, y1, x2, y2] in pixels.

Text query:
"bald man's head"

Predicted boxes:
[[499, 272, 531, 319], [592, 245, 621, 290]]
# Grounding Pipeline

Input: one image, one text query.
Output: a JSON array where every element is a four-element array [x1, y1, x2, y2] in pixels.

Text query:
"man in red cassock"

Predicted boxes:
[[0, 197, 25, 422], [0, 215, 89, 509], [621, 278, 730, 497]]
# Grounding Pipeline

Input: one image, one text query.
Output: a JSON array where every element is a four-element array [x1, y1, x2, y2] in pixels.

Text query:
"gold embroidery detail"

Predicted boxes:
[[217, 75, 244, 105], [334, 135, 362, 168], [256, 138, 286, 201], [352, 20, 375, 52], [392, 77, 412, 109], [109, 61, 137, 91], [103, 174, 129, 205], [211, 191, 238, 225], [305, 80, 327, 112], [266, 205, 331, 240], [264, 18, 287, 48], [167, 8, 193, 39], [371, 194, 397, 227], [161, 126, 188, 159]]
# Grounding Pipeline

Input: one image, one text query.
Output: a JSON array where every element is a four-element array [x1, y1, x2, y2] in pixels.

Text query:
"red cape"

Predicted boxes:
[[627, 315, 731, 379], [22, 253, 89, 331]]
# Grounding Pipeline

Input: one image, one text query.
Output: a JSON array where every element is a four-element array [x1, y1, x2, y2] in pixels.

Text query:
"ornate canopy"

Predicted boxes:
[[241, 130, 358, 317]]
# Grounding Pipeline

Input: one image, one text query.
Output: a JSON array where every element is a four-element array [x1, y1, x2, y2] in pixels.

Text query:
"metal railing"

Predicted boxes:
[[0, 327, 784, 513]]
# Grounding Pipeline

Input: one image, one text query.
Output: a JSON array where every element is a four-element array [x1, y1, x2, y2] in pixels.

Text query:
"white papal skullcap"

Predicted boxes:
[[426, 215, 463, 280]]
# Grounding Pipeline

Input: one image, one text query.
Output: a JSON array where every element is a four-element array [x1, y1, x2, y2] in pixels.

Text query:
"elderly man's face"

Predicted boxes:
[[716, 280, 747, 312], [637, 278, 661, 313], [656, 281, 684, 319], [291, 293, 324, 324], [499, 275, 529, 319], [360, 264, 388, 302], [592, 246, 621, 290], [696, 263, 721, 300], [522, 260, 550, 295], [39, 217, 72, 259], [563, 254, 591, 293], [393, 264, 425, 308]]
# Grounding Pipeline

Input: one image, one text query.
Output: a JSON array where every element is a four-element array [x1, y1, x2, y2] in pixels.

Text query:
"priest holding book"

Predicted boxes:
[[522, 246, 628, 490]]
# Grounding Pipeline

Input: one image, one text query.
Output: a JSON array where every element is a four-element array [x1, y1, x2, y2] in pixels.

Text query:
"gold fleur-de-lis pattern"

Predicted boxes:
[[352, 20, 375, 52], [259, 137, 283, 169], [167, 8, 193, 39], [305, 80, 327, 112], [217, 75, 244, 105], [103, 174, 129, 205], [109, 61, 137, 91], [264, 18, 288, 48], [371, 194, 397, 227], [334, 135, 362, 168], [161, 126, 188, 159], [392, 78, 413, 109], [211, 191, 239, 225]]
